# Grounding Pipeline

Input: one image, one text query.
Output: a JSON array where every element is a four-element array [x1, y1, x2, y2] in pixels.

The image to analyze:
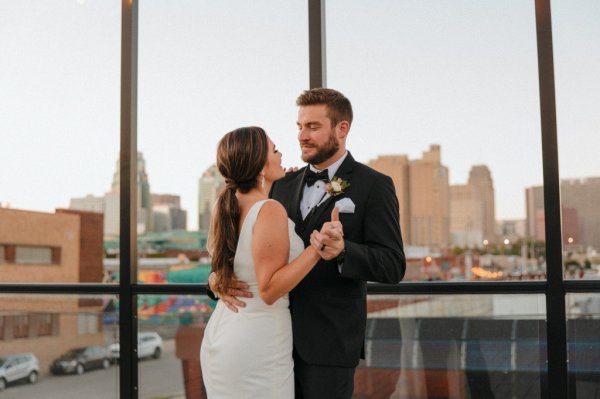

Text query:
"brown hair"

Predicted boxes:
[[210, 126, 268, 293], [296, 88, 353, 128]]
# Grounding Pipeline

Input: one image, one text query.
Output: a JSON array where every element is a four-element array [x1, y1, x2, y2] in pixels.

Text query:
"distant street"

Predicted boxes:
[[0, 340, 185, 399]]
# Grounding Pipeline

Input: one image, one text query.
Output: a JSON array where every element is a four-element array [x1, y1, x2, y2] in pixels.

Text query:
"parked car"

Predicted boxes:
[[108, 331, 163, 362], [0, 353, 39, 391], [50, 346, 111, 375]]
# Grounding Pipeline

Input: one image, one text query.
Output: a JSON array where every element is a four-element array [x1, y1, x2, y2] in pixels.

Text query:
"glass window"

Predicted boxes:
[[15, 246, 53, 265], [552, 0, 600, 279], [77, 314, 100, 335], [567, 293, 600, 398], [358, 294, 547, 398], [138, 294, 213, 398], [0, 1, 120, 283], [13, 315, 30, 339], [135, 0, 308, 283], [0, 294, 118, 396], [326, 0, 544, 281], [30, 313, 58, 337]]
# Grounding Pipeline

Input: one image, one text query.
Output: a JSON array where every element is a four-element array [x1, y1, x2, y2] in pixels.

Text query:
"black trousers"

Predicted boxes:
[[294, 355, 356, 399]]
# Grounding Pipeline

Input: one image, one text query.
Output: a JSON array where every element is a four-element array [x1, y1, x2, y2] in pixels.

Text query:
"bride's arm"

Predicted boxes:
[[253, 201, 320, 305]]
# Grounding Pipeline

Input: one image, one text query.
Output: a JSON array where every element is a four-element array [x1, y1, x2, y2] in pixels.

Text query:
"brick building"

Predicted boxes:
[[0, 208, 106, 375]]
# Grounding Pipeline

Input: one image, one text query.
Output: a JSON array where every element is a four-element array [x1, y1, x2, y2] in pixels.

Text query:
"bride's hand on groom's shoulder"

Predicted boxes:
[[284, 166, 299, 174]]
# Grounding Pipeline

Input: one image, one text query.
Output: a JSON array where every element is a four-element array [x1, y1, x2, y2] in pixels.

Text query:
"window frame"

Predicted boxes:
[[0, 1, 598, 398]]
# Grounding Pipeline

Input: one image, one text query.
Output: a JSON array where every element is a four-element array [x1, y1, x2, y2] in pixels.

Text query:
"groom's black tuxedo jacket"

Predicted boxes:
[[270, 153, 405, 367]]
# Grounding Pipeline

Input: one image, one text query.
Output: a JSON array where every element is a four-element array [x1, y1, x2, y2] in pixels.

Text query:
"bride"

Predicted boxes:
[[200, 126, 333, 398]]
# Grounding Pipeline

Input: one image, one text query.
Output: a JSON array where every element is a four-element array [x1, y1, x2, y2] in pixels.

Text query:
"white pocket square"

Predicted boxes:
[[335, 198, 355, 213]]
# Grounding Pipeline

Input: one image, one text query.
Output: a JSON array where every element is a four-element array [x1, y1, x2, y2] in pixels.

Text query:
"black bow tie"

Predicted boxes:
[[304, 169, 329, 187]]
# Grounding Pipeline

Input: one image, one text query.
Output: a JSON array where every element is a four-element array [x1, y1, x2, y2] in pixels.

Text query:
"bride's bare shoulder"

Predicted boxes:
[[256, 199, 287, 221]]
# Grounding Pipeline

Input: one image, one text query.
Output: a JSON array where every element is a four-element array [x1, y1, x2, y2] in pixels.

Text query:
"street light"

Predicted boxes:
[[503, 238, 511, 257]]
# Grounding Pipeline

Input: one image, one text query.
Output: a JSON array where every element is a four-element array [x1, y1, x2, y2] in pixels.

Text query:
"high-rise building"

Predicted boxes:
[[151, 194, 181, 208], [561, 177, 600, 250], [197, 165, 225, 232], [69, 194, 104, 213], [526, 178, 599, 249], [498, 219, 527, 242], [450, 184, 484, 247], [70, 155, 190, 236], [525, 186, 545, 241], [450, 165, 496, 247], [409, 145, 450, 248], [469, 166, 496, 242], [104, 190, 120, 236], [151, 194, 187, 232], [367, 155, 410, 240], [369, 145, 450, 248], [561, 207, 579, 245], [109, 152, 153, 234]]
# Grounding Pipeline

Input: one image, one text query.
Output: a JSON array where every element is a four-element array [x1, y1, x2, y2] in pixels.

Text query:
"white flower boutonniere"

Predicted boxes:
[[325, 176, 350, 197]]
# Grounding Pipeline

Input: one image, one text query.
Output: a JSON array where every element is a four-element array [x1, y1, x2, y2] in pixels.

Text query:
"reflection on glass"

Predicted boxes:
[[357, 294, 546, 398], [567, 293, 600, 398], [0, 295, 118, 398]]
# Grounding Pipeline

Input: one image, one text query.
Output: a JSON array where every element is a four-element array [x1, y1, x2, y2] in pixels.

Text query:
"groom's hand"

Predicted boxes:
[[208, 272, 252, 313], [310, 208, 345, 261]]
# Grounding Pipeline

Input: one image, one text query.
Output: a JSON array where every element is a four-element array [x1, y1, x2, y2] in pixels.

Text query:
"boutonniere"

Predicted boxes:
[[325, 176, 350, 197]]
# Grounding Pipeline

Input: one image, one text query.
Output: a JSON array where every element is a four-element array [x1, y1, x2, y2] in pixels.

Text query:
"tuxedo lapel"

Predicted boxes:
[[289, 168, 307, 228], [300, 154, 355, 238]]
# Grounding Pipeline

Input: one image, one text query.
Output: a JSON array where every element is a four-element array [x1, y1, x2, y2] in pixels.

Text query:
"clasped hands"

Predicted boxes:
[[209, 208, 345, 313], [309, 207, 344, 261]]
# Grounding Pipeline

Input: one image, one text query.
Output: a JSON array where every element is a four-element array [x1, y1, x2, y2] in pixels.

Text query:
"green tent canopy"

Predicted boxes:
[[166, 265, 212, 283]]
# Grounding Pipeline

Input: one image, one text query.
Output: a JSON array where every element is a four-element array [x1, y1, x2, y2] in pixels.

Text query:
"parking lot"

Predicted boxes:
[[0, 339, 185, 399]]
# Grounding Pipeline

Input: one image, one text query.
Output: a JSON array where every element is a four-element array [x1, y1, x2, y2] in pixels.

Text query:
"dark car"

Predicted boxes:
[[50, 346, 111, 375]]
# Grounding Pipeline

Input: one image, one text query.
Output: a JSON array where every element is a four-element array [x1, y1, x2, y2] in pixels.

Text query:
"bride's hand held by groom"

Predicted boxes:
[[210, 207, 344, 312], [310, 207, 345, 261], [207, 272, 253, 313]]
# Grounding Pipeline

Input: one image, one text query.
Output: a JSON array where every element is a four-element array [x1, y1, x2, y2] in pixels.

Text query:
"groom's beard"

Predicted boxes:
[[301, 130, 339, 165]]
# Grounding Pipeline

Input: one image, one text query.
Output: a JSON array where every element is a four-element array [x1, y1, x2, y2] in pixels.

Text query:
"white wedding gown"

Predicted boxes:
[[200, 199, 304, 398]]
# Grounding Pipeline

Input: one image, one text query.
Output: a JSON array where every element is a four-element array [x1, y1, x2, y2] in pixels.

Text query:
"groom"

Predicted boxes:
[[214, 88, 405, 398], [275, 88, 405, 398]]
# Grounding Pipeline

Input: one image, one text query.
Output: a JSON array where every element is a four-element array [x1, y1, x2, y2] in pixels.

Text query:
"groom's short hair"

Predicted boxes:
[[296, 88, 353, 128]]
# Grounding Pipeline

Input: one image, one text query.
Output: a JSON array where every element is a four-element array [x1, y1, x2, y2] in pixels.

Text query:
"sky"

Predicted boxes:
[[1, 0, 599, 230]]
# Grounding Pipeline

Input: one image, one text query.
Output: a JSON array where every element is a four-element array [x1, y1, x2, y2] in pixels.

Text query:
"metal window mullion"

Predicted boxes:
[[120, 0, 139, 398], [308, 0, 326, 88], [534, 1, 569, 398]]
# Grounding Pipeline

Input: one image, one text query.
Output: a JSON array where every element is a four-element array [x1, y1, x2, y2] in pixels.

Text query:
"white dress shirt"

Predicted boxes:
[[300, 152, 348, 220]]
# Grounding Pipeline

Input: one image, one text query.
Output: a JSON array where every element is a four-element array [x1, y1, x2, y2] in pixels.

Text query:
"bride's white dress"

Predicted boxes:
[[200, 199, 304, 398]]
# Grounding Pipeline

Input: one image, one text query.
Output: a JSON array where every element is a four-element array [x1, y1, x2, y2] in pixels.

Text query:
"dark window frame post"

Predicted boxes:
[[535, 0, 568, 397], [308, 0, 326, 88], [120, 0, 139, 397]]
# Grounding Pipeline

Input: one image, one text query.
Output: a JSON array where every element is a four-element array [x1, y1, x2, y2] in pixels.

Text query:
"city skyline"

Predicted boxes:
[[6, 145, 600, 233], [1, 1, 598, 230]]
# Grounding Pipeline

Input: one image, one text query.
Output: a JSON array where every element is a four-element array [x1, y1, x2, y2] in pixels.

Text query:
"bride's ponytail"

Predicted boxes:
[[209, 127, 268, 293]]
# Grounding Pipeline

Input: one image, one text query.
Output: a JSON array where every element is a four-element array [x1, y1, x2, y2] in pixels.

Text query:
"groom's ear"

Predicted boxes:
[[337, 120, 350, 138]]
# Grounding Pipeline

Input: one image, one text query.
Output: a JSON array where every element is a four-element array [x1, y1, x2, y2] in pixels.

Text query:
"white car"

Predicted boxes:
[[0, 353, 39, 391], [108, 332, 163, 361]]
